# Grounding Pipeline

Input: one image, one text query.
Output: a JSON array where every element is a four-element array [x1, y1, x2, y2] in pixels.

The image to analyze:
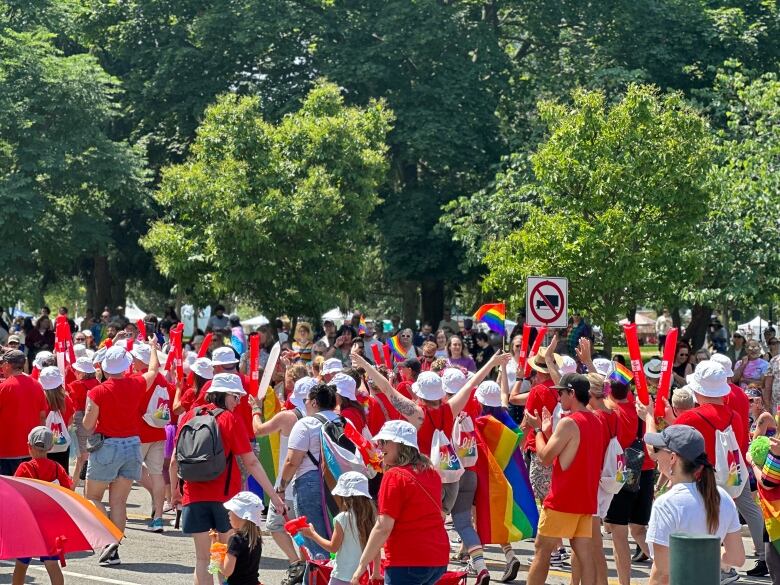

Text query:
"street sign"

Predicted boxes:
[[526, 276, 568, 328]]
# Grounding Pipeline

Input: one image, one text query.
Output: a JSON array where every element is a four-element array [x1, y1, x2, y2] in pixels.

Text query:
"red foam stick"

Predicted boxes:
[[247, 333, 260, 397], [524, 326, 547, 377], [174, 323, 185, 381], [623, 323, 649, 405], [136, 319, 146, 340], [382, 344, 392, 369], [370, 344, 382, 367], [517, 323, 531, 373], [655, 327, 678, 418]]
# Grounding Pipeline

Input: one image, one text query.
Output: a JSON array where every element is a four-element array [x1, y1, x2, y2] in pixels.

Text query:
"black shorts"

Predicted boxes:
[[605, 469, 654, 526], [181, 501, 230, 534]]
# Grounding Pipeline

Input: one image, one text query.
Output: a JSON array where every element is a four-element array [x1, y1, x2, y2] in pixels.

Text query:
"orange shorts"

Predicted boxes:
[[538, 508, 593, 539]]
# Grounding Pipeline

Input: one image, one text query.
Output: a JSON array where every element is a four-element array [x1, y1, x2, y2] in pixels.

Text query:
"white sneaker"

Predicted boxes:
[[720, 568, 739, 585]]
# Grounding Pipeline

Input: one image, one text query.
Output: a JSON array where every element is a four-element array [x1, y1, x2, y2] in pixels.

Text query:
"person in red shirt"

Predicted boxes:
[[332, 372, 367, 433], [173, 357, 213, 415], [365, 366, 401, 435], [38, 366, 75, 474], [170, 373, 283, 585], [68, 357, 100, 488], [83, 338, 160, 567], [206, 347, 254, 442], [0, 349, 47, 476], [396, 357, 421, 400], [525, 373, 605, 585], [351, 420, 449, 585]]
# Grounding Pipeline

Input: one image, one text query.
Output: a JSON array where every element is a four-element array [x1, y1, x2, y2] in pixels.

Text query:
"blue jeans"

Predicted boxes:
[[384, 566, 446, 585], [87, 436, 142, 482], [293, 470, 330, 559]]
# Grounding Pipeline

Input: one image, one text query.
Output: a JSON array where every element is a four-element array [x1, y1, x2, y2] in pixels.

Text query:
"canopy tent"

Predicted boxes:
[[738, 315, 771, 339], [243, 314, 269, 328], [619, 313, 656, 327], [124, 301, 148, 321], [321, 308, 349, 326]]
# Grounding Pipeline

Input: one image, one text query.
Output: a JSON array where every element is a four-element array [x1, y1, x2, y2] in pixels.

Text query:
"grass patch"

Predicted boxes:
[[599, 345, 661, 361]]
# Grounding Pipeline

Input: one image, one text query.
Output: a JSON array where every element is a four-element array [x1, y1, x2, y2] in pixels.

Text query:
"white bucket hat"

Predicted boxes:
[[73, 343, 87, 358], [644, 358, 662, 379], [131, 343, 151, 365], [223, 491, 263, 527], [591, 358, 613, 378], [710, 353, 734, 378], [331, 373, 357, 401], [441, 368, 467, 395], [92, 346, 107, 366], [412, 371, 445, 401], [332, 471, 371, 498], [190, 357, 214, 380], [102, 346, 132, 375], [292, 376, 317, 411], [182, 351, 198, 373], [209, 373, 246, 395], [475, 380, 502, 407], [211, 346, 239, 366], [373, 420, 419, 450], [686, 360, 730, 398], [33, 351, 54, 370], [72, 356, 96, 374], [39, 366, 64, 391], [557, 355, 578, 375], [321, 358, 343, 375]]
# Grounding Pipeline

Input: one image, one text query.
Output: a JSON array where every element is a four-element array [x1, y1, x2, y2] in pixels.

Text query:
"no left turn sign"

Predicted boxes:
[[526, 276, 568, 328]]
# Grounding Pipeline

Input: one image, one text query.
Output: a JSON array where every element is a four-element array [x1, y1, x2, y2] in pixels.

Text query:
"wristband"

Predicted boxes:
[[534, 427, 542, 435]]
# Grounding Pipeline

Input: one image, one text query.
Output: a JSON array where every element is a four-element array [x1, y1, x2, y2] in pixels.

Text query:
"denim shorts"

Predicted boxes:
[[17, 556, 59, 565], [182, 501, 231, 534], [86, 436, 142, 482], [384, 566, 446, 585]]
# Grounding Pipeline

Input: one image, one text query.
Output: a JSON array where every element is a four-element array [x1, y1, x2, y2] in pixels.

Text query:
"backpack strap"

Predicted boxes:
[[306, 413, 329, 467], [223, 451, 233, 496], [293, 407, 304, 421]]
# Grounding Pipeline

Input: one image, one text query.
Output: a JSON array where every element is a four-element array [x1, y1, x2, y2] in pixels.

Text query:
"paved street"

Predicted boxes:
[[0, 485, 771, 585]]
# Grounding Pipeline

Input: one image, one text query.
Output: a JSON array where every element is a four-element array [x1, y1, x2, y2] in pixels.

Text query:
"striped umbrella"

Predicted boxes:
[[0, 476, 123, 564]]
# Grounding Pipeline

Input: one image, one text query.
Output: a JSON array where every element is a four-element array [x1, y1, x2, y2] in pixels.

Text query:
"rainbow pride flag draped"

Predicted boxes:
[[254, 389, 282, 504], [474, 412, 538, 543], [358, 315, 367, 336], [759, 452, 780, 553], [473, 303, 506, 335], [386, 335, 409, 360]]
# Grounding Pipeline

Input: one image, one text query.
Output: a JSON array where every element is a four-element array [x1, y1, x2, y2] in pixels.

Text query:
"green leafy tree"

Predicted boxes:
[[142, 82, 393, 318]]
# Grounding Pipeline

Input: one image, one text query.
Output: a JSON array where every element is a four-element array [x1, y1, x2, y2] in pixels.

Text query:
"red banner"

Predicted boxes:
[[655, 327, 678, 418], [136, 319, 146, 340], [623, 323, 649, 405], [524, 326, 547, 377], [247, 333, 260, 397], [517, 323, 531, 376], [370, 344, 382, 367]]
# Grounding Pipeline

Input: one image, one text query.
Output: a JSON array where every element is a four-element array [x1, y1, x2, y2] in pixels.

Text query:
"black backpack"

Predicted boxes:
[[177, 408, 233, 491], [306, 413, 355, 466], [621, 418, 646, 493]]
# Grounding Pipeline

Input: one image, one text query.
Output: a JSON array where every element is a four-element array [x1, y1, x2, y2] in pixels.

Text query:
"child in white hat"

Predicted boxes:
[[301, 471, 380, 585], [218, 491, 264, 585]]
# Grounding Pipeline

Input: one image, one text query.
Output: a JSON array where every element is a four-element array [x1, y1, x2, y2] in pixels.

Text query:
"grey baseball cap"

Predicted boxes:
[[644, 424, 707, 464], [2, 349, 26, 365], [28, 426, 54, 451]]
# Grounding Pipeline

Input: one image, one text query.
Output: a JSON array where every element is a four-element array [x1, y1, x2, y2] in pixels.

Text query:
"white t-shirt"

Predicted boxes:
[[332, 511, 363, 581], [646, 482, 741, 558], [287, 410, 339, 479]]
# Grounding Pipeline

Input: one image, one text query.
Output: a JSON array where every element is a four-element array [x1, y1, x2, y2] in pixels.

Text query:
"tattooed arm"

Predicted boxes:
[[351, 353, 424, 428]]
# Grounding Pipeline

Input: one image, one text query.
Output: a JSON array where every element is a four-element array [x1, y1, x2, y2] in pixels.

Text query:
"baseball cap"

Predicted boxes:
[[332, 471, 371, 498], [39, 366, 64, 390], [686, 360, 730, 398], [398, 357, 421, 374], [441, 368, 467, 395], [211, 346, 239, 366], [373, 420, 419, 450], [412, 371, 445, 401], [190, 357, 214, 380], [332, 372, 357, 401], [209, 373, 246, 395], [321, 358, 343, 375], [710, 352, 734, 377], [28, 426, 54, 451], [475, 380, 502, 407], [2, 349, 26, 366], [131, 343, 151, 365], [643, 358, 662, 379], [33, 351, 54, 370], [223, 491, 263, 527], [101, 346, 132, 375], [553, 373, 590, 395], [291, 376, 317, 411], [644, 424, 708, 465], [7, 334, 20, 344], [72, 356, 96, 374]]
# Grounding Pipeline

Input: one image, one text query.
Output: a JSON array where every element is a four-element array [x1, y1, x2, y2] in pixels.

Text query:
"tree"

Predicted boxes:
[[478, 85, 714, 351], [142, 82, 393, 318]]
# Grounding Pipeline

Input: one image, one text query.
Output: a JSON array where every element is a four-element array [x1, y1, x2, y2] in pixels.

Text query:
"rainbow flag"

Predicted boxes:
[[358, 314, 367, 336], [386, 335, 409, 360], [473, 303, 506, 335], [254, 389, 281, 504], [760, 453, 780, 553], [474, 414, 538, 543], [609, 362, 634, 385]]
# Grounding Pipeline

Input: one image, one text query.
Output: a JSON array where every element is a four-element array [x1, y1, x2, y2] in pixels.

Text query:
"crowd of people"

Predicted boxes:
[[2, 304, 780, 585]]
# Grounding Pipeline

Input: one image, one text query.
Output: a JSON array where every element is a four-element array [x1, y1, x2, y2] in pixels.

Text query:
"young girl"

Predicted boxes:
[[221, 491, 264, 585], [301, 471, 380, 585]]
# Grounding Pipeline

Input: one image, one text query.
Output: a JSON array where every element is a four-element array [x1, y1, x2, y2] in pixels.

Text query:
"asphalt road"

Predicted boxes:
[[0, 485, 770, 585]]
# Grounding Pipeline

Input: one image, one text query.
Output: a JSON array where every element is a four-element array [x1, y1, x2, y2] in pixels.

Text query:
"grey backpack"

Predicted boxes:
[[176, 408, 232, 488]]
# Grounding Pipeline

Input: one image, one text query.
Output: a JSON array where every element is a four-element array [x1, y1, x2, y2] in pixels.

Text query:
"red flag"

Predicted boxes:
[[517, 323, 531, 374], [655, 328, 678, 418], [623, 323, 649, 405], [524, 326, 547, 378], [370, 344, 382, 367], [136, 319, 146, 339], [248, 333, 260, 397]]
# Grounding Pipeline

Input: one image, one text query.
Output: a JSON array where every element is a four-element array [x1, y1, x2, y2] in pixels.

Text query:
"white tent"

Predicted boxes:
[[181, 305, 211, 338], [124, 300, 147, 321], [321, 308, 348, 326], [738, 316, 771, 339], [619, 313, 655, 327], [243, 315, 269, 328]]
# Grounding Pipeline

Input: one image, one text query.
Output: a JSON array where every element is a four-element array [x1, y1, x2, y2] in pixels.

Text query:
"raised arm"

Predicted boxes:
[[351, 353, 423, 428], [544, 333, 563, 384], [142, 336, 160, 387], [449, 352, 511, 416]]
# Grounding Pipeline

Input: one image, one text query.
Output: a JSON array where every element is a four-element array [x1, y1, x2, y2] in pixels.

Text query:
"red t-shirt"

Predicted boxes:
[[366, 394, 401, 436], [340, 405, 367, 434], [136, 373, 173, 444], [613, 401, 639, 449], [544, 409, 604, 514], [724, 383, 750, 455], [594, 408, 618, 446], [179, 386, 208, 413], [15, 457, 73, 489], [64, 365, 76, 388], [0, 374, 47, 458], [67, 378, 100, 412], [463, 390, 482, 421], [673, 403, 745, 465], [396, 380, 415, 401], [201, 374, 255, 441], [378, 465, 449, 567], [523, 379, 558, 452], [88, 376, 146, 438], [417, 403, 455, 457], [176, 404, 252, 505]]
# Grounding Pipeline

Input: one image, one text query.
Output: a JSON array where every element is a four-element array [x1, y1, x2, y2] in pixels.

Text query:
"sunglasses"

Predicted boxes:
[[678, 352, 689, 357]]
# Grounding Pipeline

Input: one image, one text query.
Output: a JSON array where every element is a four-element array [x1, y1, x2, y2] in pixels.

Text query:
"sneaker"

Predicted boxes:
[[475, 569, 490, 585], [99, 546, 120, 566], [280, 560, 306, 585], [631, 546, 649, 563], [98, 544, 119, 564], [557, 547, 570, 561], [746, 560, 768, 577], [550, 550, 564, 567], [149, 517, 164, 533], [720, 567, 739, 585], [500, 558, 521, 583], [466, 560, 477, 577]]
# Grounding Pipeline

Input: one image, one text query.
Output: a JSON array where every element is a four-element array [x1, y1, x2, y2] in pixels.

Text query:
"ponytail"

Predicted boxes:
[[683, 459, 720, 534]]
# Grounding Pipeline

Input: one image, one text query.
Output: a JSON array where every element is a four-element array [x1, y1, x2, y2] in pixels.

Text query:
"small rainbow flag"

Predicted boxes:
[[609, 362, 634, 385], [358, 314, 367, 336], [386, 335, 409, 360], [473, 302, 506, 335]]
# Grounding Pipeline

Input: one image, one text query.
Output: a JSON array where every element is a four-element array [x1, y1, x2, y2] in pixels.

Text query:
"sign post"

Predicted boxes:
[[526, 276, 569, 328]]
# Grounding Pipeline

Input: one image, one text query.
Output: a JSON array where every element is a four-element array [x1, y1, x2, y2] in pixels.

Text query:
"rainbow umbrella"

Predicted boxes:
[[0, 476, 123, 564]]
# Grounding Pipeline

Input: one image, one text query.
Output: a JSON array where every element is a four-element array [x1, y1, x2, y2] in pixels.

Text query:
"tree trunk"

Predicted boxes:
[[682, 303, 711, 350], [626, 305, 637, 323], [671, 307, 682, 329], [93, 255, 111, 313], [400, 281, 419, 330], [420, 278, 444, 328]]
